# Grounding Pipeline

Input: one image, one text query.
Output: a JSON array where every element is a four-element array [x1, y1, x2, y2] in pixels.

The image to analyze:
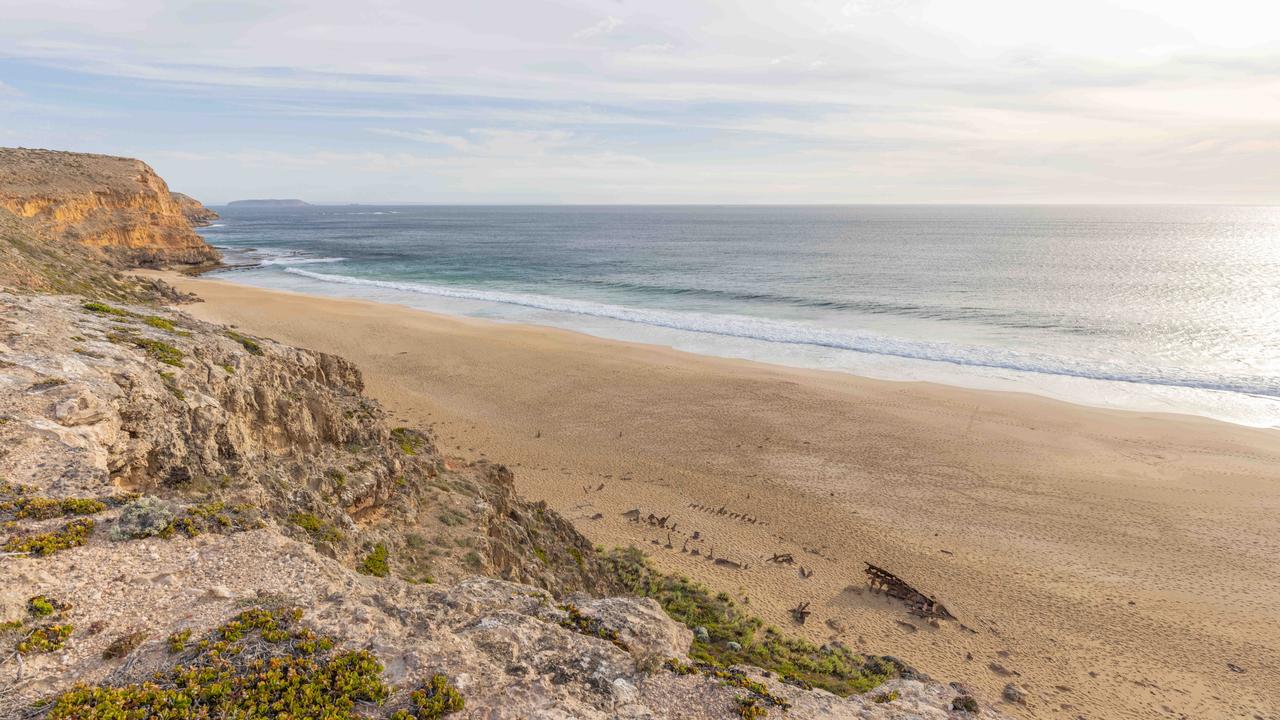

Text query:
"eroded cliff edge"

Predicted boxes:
[[0, 148, 220, 268]]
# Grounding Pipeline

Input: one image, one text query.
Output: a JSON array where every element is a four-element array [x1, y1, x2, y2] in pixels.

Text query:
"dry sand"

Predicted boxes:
[[154, 272, 1280, 720]]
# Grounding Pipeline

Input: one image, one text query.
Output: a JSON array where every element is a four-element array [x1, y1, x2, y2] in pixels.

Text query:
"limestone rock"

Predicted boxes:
[[170, 192, 219, 227], [0, 148, 220, 267]]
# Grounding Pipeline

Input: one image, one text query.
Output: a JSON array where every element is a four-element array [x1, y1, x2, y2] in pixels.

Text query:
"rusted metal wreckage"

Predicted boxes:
[[864, 562, 956, 621]]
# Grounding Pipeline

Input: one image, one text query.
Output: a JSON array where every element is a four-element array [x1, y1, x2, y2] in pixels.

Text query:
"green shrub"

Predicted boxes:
[[143, 315, 175, 332], [156, 502, 260, 539], [557, 604, 628, 650], [27, 595, 57, 617], [1, 496, 106, 521], [735, 696, 768, 719], [3, 518, 95, 556], [18, 624, 73, 654], [437, 509, 467, 527], [359, 543, 390, 577], [661, 659, 789, 713], [391, 427, 427, 456], [290, 513, 344, 543], [82, 302, 130, 317], [606, 547, 892, 696], [133, 337, 184, 367], [462, 550, 483, 570], [392, 674, 465, 719], [46, 607, 389, 719], [167, 628, 192, 653]]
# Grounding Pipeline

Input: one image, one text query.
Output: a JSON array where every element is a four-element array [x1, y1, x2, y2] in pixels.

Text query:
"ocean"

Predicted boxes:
[[199, 205, 1280, 427]]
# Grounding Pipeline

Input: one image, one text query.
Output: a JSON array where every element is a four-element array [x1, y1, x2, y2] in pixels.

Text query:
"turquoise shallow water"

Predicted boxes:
[[200, 205, 1280, 427]]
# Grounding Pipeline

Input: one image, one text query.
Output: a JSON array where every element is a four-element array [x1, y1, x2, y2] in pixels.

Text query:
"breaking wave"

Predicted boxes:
[[282, 267, 1278, 398]]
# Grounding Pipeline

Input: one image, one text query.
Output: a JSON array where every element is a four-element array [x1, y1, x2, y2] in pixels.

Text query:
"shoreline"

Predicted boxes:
[[196, 260, 1280, 429], [149, 271, 1280, 719]]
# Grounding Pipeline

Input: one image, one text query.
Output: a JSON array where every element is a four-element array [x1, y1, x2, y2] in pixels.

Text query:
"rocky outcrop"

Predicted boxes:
[[170, 192, 219, 227], [0, 292, 611, 595], [0, 207, 189, 303], [0, 291, 1002, 718], [0, 148, 220, 267]]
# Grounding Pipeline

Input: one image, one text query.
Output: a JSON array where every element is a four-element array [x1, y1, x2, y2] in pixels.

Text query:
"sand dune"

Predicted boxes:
[[155, 272, 1280, 720]]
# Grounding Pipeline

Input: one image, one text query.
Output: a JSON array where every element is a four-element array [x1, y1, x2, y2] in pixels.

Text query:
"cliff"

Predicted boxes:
[[170, 191, 220, 227], [0, 148, 220, 268], [0, 291, 998, 719], [0, 207, 189, 303]]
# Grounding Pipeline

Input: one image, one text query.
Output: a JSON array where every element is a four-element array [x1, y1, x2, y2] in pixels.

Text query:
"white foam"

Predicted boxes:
[[259, 256, 346, 267], [282, 268, 1279, 399]]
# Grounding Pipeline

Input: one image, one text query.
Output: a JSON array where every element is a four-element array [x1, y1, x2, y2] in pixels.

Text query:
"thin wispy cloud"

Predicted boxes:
[[0, 0, 1276, 203], [574, 16, 622, 39]]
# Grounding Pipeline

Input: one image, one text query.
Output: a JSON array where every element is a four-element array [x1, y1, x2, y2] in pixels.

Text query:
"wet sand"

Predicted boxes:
[[155, 272, 1280, 719]]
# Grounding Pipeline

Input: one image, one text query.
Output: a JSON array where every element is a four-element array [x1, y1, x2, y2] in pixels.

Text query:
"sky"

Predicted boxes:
[[0, 0, 1277, 204]]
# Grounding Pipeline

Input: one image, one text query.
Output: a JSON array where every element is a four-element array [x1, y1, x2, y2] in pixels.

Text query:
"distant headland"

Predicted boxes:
[[226, 198, 311, 207]]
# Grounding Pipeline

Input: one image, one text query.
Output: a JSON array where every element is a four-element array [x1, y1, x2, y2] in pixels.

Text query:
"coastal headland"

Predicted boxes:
[[156, 271, 1280, 720]]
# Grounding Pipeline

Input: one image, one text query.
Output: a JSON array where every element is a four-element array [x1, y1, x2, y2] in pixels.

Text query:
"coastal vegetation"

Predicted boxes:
[[606, 547, 894, 696], [3, 518, 95, 556], [39, 607, 396, 719], [359, 542, 391, 577], [225, 329, 264, 355]]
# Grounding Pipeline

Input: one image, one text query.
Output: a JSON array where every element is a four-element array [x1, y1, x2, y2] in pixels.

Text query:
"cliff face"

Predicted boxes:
[[170, 191, 220, 227], [0, 148, 220, 268], [0, 291, 996, 719], [0, 207, 189, 302]]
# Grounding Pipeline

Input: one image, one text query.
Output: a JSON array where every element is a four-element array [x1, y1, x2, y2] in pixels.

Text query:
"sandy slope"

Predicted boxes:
[[154, 272, 1280, 720]]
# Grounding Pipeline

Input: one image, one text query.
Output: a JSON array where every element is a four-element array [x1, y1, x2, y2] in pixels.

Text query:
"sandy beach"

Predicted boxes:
[[154, 272, 1280, 720]]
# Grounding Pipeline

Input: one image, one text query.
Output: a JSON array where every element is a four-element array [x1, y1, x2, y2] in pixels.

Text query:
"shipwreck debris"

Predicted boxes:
[[864, 562, 956, 620], [790, 601, 811, 624]]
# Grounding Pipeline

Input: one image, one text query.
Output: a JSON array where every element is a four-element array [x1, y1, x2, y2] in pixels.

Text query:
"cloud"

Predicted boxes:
[[3, 0, 1279, 202], [368, 128, 473, 151], [574, 16, 622, 39]]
